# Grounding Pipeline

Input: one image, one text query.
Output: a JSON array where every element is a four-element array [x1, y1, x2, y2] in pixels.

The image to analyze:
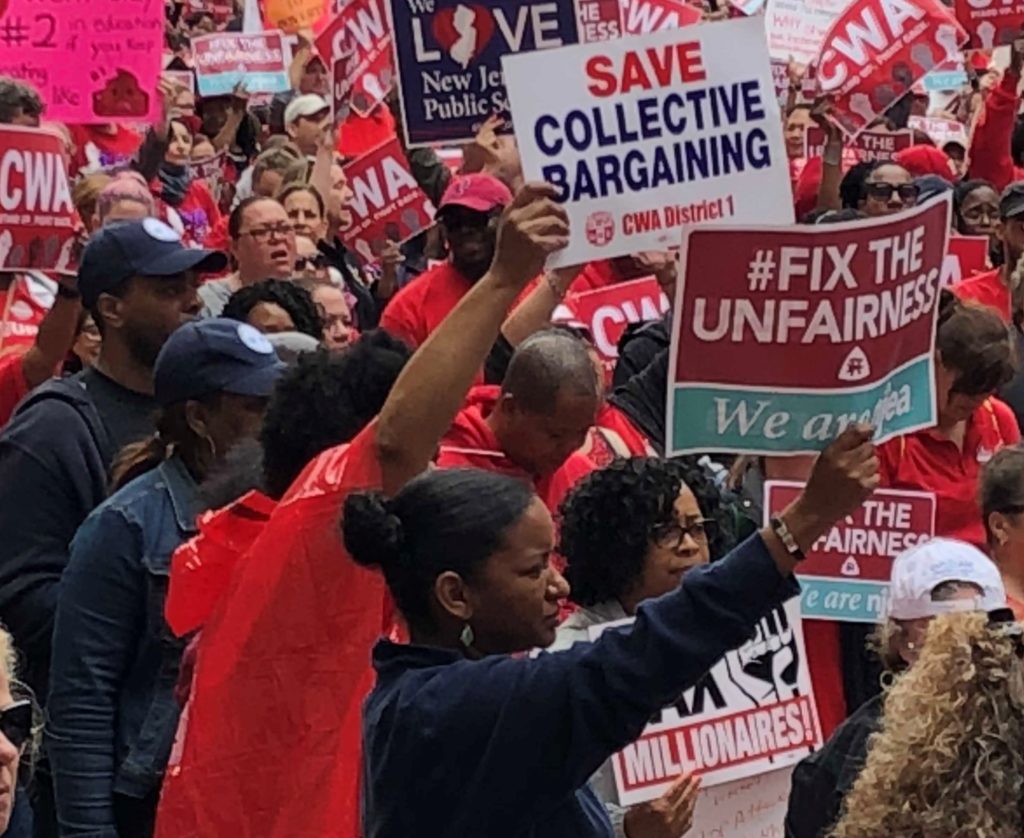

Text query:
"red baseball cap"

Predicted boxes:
[[438, 173, 513, 215]]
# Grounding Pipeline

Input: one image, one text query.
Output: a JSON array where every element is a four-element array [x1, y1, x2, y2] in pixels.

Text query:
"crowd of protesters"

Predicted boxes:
[[1, 0, 1024, 836]]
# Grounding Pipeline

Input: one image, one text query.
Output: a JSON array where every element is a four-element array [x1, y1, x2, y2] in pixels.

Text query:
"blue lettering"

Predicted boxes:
[[535, 115, 562, 156]]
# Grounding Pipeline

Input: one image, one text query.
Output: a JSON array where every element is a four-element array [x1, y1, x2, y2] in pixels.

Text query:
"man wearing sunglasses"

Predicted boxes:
[[858, 162, 918, 217], [379, 173, 513, 350]]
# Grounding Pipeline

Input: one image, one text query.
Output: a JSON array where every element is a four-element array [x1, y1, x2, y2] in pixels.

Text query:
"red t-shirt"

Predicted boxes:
[[68, 124, 143, 176], [437, 385, 595, 513], [878, 398, 1020, 548], [953, 268, 1010, 322], [379, 261, 473, 350], [581, 403, 656, 468], [154, 179, 223, 249]]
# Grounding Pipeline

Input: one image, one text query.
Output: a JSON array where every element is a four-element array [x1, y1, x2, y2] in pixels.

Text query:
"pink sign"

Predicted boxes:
[[0, 0, 163, 124], [316, 0, 394, 117], [341, 138, 436, 265]]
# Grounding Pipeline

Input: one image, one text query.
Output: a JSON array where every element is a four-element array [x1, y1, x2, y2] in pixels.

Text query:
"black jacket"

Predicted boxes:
[[0, 369, 156, 698], [785, 694, 883, 837]]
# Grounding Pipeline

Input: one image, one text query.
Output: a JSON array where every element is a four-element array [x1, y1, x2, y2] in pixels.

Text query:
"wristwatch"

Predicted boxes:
[[770, 516, 806, 562]]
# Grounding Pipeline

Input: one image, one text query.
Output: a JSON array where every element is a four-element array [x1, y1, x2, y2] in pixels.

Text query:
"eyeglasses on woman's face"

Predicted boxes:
[[651, 518, 717, 551], [0, 701, 31, 754]]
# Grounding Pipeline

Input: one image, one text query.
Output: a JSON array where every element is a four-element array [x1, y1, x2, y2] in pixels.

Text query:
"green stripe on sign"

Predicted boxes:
[[669, 356, 934, 454], [797, 578, 890, 623]]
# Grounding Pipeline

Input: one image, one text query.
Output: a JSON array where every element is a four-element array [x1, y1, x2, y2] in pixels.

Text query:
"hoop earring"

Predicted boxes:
[[459, 624, 475, 649]]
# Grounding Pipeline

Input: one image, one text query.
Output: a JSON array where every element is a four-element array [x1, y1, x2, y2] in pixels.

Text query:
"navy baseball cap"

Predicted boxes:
[[78, 218, 228, 307], [154, 318, 287, 406]]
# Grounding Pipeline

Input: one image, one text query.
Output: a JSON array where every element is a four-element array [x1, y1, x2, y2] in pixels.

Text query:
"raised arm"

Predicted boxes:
[[375, 183, 569, 495], [426, 426, 879, 828], [968, 51, 1023, 191]]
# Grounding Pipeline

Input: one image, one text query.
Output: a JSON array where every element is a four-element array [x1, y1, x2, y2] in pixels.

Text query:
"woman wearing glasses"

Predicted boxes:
[[550, 457, 730, 837], [849, 161, 918, 218]]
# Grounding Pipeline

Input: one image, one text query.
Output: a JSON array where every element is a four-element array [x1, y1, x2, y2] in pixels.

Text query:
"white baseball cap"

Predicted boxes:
[[887, 538, 1007, 620], [284, 94, 330, 126]]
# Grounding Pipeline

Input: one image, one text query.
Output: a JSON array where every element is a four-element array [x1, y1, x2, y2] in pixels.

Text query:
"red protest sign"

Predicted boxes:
[[765, 481, 935, 621], [766, 482, 935, 581], [316, 0, 394, 116], [804, 127, 913, 165], [576, 0, 625, 41], [954, 0, 1024, 47], [621, 0, 702, 34], [341, 138, 436, 264], [668, 198, 950, 454], [942, 234, 989, 285], [0, 126, 76, 274], [559, 277, 669, 379], [815, 0, 967, 137]]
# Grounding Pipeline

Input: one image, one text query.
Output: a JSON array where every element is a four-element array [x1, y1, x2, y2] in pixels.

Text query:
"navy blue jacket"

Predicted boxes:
[[0, 369, 157, 699], [46, 457, 199, 836], [362, 533, 799, 838]]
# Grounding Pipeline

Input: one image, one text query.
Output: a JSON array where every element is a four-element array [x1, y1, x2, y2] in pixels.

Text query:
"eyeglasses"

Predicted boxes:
[[865, 183, 919, 203], [239, 224, 293, 242], [0, 700, 32, 753], [652, 518, 717, 550], [295, 255, 328, 271]]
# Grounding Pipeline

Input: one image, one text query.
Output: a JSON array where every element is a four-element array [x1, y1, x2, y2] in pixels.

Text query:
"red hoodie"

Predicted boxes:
[[968, 68, 1024, 191], [437, 385, 596, 513]]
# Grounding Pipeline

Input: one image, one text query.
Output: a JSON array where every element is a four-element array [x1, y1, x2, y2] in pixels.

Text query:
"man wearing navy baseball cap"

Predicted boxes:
[[0, 218, 226, 706]]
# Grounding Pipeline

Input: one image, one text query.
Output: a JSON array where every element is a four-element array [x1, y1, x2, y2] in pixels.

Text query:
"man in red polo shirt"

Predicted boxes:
[[953, 182, 1024, 322], [438, 329, 599, 512], [380, 173, 513, 349]]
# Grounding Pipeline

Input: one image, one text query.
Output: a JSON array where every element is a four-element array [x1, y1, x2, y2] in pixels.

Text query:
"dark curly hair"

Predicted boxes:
[[260, 330, 411, 498], [558, 457, 734, 608], [222, 279, 324, 340]]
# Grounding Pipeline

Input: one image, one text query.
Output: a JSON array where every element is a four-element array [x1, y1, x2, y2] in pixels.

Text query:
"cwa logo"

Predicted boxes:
[[431, 5, 496, 67], [585, 211, 615, 247]]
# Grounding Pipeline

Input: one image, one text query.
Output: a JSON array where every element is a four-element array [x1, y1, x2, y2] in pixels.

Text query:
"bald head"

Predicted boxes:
[[501, 329, 600, 413], [493, 329, 600, 477]]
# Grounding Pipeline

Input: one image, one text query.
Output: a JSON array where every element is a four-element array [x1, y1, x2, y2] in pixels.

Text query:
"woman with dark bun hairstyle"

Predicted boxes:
[[344, 425, 880, 837]]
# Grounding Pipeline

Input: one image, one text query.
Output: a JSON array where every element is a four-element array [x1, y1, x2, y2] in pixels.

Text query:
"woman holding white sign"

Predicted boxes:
[[342, 425, 878, 838]]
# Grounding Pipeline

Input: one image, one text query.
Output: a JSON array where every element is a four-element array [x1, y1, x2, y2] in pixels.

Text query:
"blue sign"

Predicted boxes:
[[388, 0, 580, 146], [923, 69, 968, 92]]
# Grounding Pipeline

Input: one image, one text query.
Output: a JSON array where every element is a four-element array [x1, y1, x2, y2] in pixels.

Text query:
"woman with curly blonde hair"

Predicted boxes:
[[0, 623, 33, 835], [830, 609, 1024, 837]]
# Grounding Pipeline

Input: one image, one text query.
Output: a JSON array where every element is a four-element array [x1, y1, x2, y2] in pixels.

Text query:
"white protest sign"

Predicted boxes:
[[764, 0, 853, 66], [589, 597, 821, 806], [690, 766, 793, 836], [502, 16, 794, 269], [908, 115, 968, 149]]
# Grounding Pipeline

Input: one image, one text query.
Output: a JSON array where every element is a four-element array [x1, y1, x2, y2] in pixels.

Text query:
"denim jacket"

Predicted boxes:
[[46, 457, 200, 837]]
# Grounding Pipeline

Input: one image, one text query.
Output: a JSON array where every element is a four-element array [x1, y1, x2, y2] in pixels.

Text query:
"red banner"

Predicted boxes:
[[954, 0, 1024, 47], [0, 126, 77, 274], [341, 138, 436, 264], [803, 127, 913, 165], [815, 0, 967, 137], [621, 0, 703, 33], [558, 276, 669, 379], [576, 0, 625, 41], [316, 0, 394, 116]]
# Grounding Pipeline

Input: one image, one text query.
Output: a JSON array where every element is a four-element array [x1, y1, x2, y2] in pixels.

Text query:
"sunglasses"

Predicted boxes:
[[0, 700, 31, 753], [295, 255, 328, 271], [865, 183, 919, 203]]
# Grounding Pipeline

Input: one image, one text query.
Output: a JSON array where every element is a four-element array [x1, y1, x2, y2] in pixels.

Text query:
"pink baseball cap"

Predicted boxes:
[[438, 173, 513, 215]]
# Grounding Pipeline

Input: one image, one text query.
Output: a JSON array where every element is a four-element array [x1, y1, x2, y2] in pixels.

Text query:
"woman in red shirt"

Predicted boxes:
[[150, 118, 222, 248], [878, 293, 1019, 547]]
